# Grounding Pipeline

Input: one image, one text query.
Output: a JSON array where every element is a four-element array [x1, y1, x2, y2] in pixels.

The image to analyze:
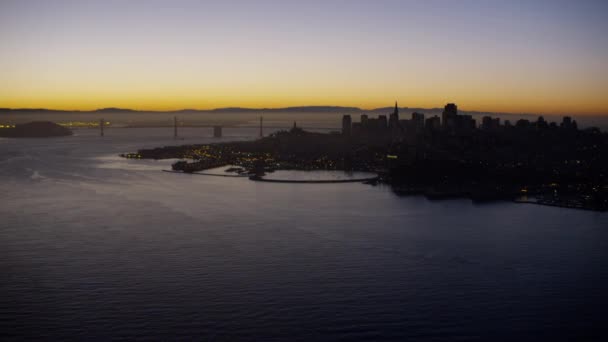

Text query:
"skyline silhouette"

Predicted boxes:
[[3, 2, 608, 341]]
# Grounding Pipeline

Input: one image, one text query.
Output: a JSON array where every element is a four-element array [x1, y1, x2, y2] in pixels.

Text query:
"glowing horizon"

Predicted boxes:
[[1, 0, 607, 116]]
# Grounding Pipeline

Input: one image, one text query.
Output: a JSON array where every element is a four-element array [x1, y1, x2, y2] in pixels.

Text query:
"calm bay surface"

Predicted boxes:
[[1, 128, 607, 341]]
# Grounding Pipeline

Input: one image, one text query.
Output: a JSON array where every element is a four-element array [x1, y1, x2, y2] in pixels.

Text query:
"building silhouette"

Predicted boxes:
[[481, 116, 500, 130], [412, 112, 425, 130], [360, 114, 369, 131], [378, 115, 388, 129], [561, 116, 578, 130], [442, 103, 458, 130], [389, 102, 399, 128], [342, 115, 352, 135], [425, 115, 441, 131]]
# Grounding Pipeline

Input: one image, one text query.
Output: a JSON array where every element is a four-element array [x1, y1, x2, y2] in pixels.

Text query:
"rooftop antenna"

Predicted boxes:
[[100, 118, 104, 137], [174, 116, 178, 139]]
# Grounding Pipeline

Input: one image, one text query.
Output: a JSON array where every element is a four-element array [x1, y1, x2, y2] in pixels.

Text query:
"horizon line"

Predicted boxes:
[[1, 105, 606, 117]]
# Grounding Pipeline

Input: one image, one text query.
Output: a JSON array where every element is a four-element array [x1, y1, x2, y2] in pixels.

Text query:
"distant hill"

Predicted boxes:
[[0, 106, 436, 115], [0, 106, 369, 114], [0, 106, 598, 119], [0, 108, 72, 113], [0, 121, 73, 137], [93, 107, 137, 113]]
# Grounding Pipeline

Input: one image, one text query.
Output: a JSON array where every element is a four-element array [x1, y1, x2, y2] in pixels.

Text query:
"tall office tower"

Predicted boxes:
[[342, 115, 352, 135], [442, 103, 458, 130]]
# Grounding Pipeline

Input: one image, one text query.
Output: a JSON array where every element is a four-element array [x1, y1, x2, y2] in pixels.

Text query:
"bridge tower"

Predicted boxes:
[[260, 116, 263, 138], [174, 116, 178, 138]]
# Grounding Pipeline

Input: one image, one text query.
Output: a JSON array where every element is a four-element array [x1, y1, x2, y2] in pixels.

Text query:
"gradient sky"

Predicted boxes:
[[1, 0, 607, 114]]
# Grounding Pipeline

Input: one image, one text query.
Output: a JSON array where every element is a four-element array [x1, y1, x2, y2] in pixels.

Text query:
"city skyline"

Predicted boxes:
[[2, 2, 608, 339], [1, 0, 607, 115]]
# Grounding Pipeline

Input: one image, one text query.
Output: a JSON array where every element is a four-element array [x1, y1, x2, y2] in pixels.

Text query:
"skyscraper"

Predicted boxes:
[[481, 116, 500, 130], [389, 101, 399, 129], [412, 112, 424, 129], [361, 114, 369, 127], [394, 101, 399, 118], [561, 116, 577, 130], [425, 115, 441, 131], [342, 115, 352, 136], [378, 115, 388, 129], [442, 103, 458, 130]]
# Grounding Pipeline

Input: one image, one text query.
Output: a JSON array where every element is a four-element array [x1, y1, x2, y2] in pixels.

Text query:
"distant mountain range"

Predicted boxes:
[[0, 106, 388, 113], [0, 106, 527, 117]]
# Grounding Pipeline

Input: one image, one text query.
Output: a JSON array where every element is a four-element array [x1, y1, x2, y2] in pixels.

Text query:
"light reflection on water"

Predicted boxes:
[[261, 169, 377, 181], [1, 127, 607, 341], [93, 155, 184, 171]]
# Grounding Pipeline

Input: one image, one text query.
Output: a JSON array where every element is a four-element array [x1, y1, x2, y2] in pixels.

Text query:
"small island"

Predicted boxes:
[[0, 121, 73, 138], [123, 104, 608, 211]]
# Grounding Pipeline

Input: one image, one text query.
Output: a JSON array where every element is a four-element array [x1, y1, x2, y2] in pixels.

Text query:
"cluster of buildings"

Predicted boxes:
[[341, 102, 580, 138], [341, 102, 467, 139]]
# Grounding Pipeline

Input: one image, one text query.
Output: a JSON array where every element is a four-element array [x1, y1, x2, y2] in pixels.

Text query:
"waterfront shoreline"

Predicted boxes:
[[123, 117, 607, 212], [248, 174, 378, 184], [160, 169, 606, 211], [162, 169, 249, 177], [163, 169, 379, 183]]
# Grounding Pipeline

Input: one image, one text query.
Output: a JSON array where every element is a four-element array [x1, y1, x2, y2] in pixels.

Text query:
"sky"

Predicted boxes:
[[1, 0, 607, 115]]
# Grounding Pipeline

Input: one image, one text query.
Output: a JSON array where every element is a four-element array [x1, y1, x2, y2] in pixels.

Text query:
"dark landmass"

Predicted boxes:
[[0, 106, 371, 114], [0, 121, 73, 138], [92, 107, 137, 113], [128, 127, 376, 174], [124, 104, 608, 211]]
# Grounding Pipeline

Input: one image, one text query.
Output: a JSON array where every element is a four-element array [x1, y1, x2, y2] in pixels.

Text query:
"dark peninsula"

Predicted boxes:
[[124, 103, 608, 211], [0, 121, 73, 138]]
